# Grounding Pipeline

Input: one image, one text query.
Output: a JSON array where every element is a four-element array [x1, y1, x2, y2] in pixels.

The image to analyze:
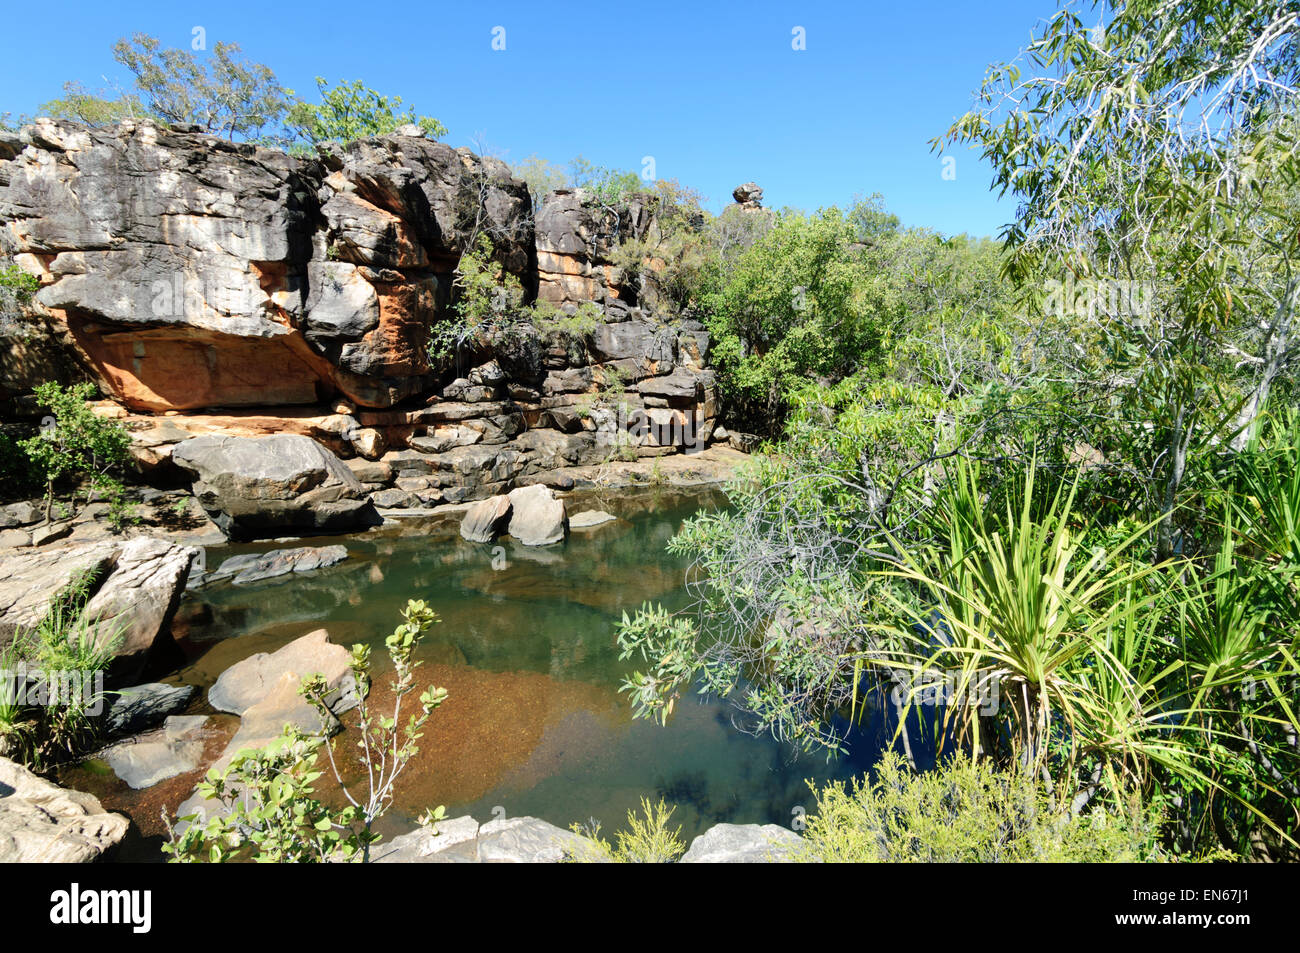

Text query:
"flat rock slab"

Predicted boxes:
[[101, 715, 212, 789], [0, 757, 129, 862], [477, 816, 594, 863], [194, 544, 348, 587], [568, 510, 616, 529], [680, 823, 802, 863], [208, 628, 355, 716], [370, 815, 482, 863]]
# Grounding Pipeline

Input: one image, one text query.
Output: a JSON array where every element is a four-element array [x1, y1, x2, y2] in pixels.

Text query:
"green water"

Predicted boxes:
[[176, 487, 875, 843]]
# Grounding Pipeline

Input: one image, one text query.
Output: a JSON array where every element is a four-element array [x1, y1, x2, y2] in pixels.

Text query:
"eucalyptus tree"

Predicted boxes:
[[938, 0, 1300, 557], [112, 33, 293, 142]]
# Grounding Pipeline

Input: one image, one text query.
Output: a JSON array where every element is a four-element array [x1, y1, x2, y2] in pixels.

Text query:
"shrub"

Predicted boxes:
[[165, 599, 449, 863], [797, 753, 1164, 863], [18, 381, 133, 524], [569, 798, 686, 863]]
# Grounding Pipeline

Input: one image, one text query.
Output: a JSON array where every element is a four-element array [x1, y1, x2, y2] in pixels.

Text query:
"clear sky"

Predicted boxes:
[[0, 0, 1068, 237]]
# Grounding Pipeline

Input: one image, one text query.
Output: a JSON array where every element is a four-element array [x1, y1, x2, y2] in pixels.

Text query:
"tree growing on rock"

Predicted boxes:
[[111, 33, 292, 141], [37, 81, 153, 127], [18, 381, 133, 526], [286, 77, 447, 146]]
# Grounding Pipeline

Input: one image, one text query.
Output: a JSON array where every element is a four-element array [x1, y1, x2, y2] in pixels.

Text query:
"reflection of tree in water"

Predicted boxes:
[[655, 769, 738, 827]]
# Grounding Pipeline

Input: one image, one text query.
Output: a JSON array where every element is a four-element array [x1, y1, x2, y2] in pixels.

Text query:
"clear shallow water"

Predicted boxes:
[[168, 487, 880, 843]]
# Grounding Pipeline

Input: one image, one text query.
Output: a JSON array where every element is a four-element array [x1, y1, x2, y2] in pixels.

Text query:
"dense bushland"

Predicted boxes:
[[616, 0, 1300, 861]]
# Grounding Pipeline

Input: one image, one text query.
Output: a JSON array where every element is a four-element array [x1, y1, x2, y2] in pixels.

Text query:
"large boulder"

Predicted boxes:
[[0, 538, 196, 675], [460, 494, 511, 543], [80, 537, 197, 667], [0, 757, 129, 862], [172, 434, 379, 540], [208, 628, 356, 717], [506, 485, 567, 546], [679, 823, 801, 863]]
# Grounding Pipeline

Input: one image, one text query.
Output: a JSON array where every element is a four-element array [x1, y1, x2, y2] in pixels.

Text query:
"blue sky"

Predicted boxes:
[[0, 0, 1067, 236]]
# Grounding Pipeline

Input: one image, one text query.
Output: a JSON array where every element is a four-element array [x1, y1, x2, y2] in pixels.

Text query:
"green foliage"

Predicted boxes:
[[286, 77, 446, 146], [938, 0, 1300, 559], [616, 603, 701, 725], [165, 599, 449, 863], [18, 381, 133, 525], [798, 752, 1165, 863], [698, 200, 1013, 435], [38, 81, 151, 126], [111, 33, 292, 141], [428, 234, 530, 365], [0, 570, 119, 767], [0, 263, 41, 304], [510, 155, 569, 209], [569, 156, 644, 206], [570, 798, 686, 863]]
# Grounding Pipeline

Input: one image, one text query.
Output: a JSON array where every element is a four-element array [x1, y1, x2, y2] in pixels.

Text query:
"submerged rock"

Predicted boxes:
[[101, 715, 211, 789], [506, 485, 567, 546], [568, 510, 616, 529], [193, 544, 349, 587], [0, 757, 128, 862]]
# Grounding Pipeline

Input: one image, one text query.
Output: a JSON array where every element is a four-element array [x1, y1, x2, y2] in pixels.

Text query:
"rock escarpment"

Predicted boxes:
[[0, 119, 728, 533], [0, 118, 532, 412]]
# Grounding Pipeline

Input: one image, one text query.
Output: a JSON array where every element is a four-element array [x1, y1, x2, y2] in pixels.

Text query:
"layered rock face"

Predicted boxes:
[[0, 118, 532, 412], [0, 119, 724, 520], [535, 188, 657, 307]]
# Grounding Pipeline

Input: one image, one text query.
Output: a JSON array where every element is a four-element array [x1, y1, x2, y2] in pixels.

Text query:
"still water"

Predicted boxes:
[[95, 487, 882, 849]]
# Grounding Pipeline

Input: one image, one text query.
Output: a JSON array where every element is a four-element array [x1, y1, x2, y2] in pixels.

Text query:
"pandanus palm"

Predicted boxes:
[[871, 461, 1166, 773]]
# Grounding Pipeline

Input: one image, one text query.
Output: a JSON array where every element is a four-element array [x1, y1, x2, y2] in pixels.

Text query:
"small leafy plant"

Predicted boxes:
[[569, 797, 686, 863], [18, 381, 133, 524], [165, 599, 449, 863]]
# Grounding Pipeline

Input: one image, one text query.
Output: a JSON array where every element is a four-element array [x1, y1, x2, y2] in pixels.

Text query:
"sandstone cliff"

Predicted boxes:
[[0, 119, 722, 513]]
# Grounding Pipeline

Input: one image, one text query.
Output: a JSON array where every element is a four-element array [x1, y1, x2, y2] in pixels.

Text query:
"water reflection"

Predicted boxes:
[[175, 487, 876, 841]]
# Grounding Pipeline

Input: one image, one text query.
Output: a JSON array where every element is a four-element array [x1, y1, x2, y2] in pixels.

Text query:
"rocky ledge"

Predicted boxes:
[[370, 814, 802, 863], [0, 757, 128, 862]]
